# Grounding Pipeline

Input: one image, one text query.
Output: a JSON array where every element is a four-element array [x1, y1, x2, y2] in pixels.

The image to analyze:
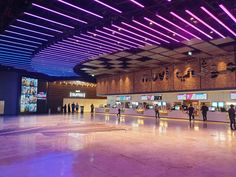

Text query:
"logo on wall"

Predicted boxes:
[[142, 67, 170, 82]]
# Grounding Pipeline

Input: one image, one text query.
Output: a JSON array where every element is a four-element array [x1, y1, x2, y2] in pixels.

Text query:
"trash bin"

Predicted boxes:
[[80, 106, 84, 114]]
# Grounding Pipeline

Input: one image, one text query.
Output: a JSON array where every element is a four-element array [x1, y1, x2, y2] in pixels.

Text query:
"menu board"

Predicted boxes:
[[141, 95, 162, 101], [230, 93, 236, 99], [20, 77, 38, 113], [177, 93, 207, 100], [116, 96, 131, 101]]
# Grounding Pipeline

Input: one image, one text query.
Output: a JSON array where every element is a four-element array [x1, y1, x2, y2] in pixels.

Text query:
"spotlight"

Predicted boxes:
[[91, 74, 95, 77], [188, 51, 192, 56]]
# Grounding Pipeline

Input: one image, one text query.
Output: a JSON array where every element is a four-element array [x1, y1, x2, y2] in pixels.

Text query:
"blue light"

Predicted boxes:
[[0, 47, 32, 54], [0, 54, 30, 60], [0, 43, 34, 51], [5, 30, 48, 41], [0, 39, 38, 48], [0, 35, 42, 45], [0, 50, 32, 57]]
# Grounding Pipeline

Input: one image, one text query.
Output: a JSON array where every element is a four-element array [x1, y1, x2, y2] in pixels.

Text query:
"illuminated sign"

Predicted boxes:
[[141, 95, 162, 101], [230, 93, 236, 99], [177, 93, 207, 100], [116, 96, 131, 101], [69, 91, 86, 98]]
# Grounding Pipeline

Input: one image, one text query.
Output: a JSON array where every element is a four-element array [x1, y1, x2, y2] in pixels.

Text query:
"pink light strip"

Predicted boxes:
[[10, 25, 54, 37], [130, 0, 144, 8], [16, 19, 63, 33], [143, 17, 189, 41], [66, 38, 114, 53], [170, 12, 213, 39], [185, 10, 225, 38], [94, 0, 122, 13], [73, 35, 124, 50], [219, 4, 236, 23], [133, 19, 179, 42], [103, 27, 146, 45], [24, 12, 74, 29], [57, 0, 103, 18], [201, 6, 236, 36], [80, 33, 127, 49], [32, 3, 87, 24], [87, 31, 138, 48], [156, 15, 201, 40], [119, 23, 162, 44]]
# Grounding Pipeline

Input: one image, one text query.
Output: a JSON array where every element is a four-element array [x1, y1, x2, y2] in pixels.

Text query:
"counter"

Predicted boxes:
[[95, 108, 229, 123]]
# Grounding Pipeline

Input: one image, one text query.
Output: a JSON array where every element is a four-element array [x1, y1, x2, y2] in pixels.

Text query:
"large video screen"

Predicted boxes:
[[20, 77, 38, 113]]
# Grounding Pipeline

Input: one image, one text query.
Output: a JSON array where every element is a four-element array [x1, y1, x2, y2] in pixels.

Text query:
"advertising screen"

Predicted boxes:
[[141, 95, 162, 101], [116, 96, 131, 101], [230, 93, 236, 99], [37, 92, 47, 100], [20, 77, 38, 113], [177, 93, 207, 100], [177, 94, 186, 100]]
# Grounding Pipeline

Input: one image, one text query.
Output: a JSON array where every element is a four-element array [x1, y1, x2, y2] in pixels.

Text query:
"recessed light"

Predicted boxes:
[[188, 51, 192, 56]]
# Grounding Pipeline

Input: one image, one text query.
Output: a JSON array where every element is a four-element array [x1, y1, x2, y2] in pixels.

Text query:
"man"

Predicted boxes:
[[90, 104, 94, 113], [228, 104, 236, 130], [155, 105, 160, 119], [201, 103, 209, 121], [188, 104, 195, 121]]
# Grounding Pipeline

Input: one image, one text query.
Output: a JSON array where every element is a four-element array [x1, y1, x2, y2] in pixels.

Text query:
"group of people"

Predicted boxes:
[[188, 103, 209, 122], [62, 103, 95, 114]]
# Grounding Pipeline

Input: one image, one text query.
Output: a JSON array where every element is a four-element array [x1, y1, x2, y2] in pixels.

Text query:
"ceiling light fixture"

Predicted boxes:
[[170, 12, 213, 39], [156, 15, 201, 40], [201, 6, 236, 36], [94, 0, 122, 13], [185, 10, 225, 38], [5, 30, 48, 41], [32, 3, 87, 24], [24, 12, 74, 29], [0, 39, 38, 48], [57, 0, 103, 18], [0, 47, 32, 54], [130, 0, 144, 8], [219, 4, 236, 23], [0, 35, 42, 44], [0, 43, 34, 51], [0, 50, 32, 57]]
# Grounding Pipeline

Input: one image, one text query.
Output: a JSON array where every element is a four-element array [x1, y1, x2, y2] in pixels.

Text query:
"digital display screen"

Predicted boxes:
[[116, 96, 131, 101], [230, 93, 236, 99], [218, 102, 224, 107], [37, 92, 47, 100], [177, 94, 186, 100], [141, 95, 162, 101], [177, 93, 207, 100], [212, 102, 218, 107], [20, 77, 38, 113]]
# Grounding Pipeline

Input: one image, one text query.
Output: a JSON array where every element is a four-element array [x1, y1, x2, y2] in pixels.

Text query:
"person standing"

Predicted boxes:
[[90, 104, 94, 113], [155, 105, 160, 119], [76, 103, 79, 113], [68, 103, 71, 113], [188, 104, 195, 121], [201, 103, 209, 121], [228, 104, 236, 130], [71, 102, 75, 113], [117, 108, 121, 117], [63, 104, 67, 114]]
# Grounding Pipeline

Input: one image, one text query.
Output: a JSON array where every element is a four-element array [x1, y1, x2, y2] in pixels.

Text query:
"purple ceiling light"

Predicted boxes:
[[73, 35, 124, 50], [219, 4, 236, 23], [0, 50, 31, 57], [156, 15, 201, 40], [103, 27, 146, 45], [119, 22, 162, 44], [130, 0, 144, 8], [45, 48, 96, 56], [51, 46, 99, 56], [0, 39, 38, 48], [32, 3, 87, 24], [94, 0, 122, 13], [143, 17, 189, 41], [36, 51, 92, 59], [170, 12, 213, 39], [24, 12, 74, 29], [0, 34, 42, 44], [10, 25, 54, 37], [16, 19, 63, 33], [132, 19, 179, 42], [88, 31, 138, 48], [57, 0, 103, 18], [201, 6, 236, 36], [80, 33, 127, 49], [5, 30, 48, 41], [185, 10, 225, 38], [0, 43, 34, 51]]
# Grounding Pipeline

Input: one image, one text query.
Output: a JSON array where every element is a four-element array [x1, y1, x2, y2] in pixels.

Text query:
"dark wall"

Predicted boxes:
[[47, 82, 101, 113], [0, 71, 20, 115]]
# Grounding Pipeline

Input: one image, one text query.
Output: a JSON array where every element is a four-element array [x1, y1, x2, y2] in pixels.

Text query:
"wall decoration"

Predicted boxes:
[[176, 69, 194, 82]]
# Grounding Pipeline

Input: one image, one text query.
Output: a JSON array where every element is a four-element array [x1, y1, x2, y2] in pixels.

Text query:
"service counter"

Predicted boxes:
[[95, 108, 229, 123]]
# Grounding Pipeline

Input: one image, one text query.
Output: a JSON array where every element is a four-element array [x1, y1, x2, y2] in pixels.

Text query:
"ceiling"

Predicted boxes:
[[0, 0, 235, 78]]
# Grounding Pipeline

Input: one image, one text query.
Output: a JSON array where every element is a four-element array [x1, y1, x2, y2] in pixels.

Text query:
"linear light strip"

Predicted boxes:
[[57, 0, 103, 18], [0, 34, 42, 44], [219, 4, 236, 23], [32, 3, 87, 24], [0, 47, 32, 54], [170, 12, 213, 39], [132, 20, 178, 42], [90, 30, 139, 48], [130, 0, 144, 8], [0, 54, 30, 60], [185, 10, 225, 38], [5, 30, 48, 41], [156, 15, 201, 40], [0, 60, 31, 65], [10, 25, 54, 37], [143, 17, 189, 41], [24, 12, 74, 29], [103, 27, 150, 45], [72, 36, 124, 50], [80, 33, 128, 49], [48, 45, 97, 55], [16, 19, 63, 33], [201, 6, 236, 36], [94, 0, 122, 13], [0, 43, 34, 51], [112, 24, 160, 44], [66, 38, 115, 53], [0, 39, 38, 48], [0, 50, 32, 57], [121, 22, 164, 44], [34, 54, 88, 62]]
